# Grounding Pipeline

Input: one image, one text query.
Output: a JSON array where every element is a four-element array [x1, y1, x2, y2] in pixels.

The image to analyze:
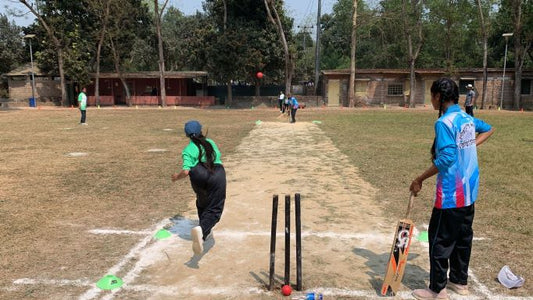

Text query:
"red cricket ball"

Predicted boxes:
[[281, 284, 292, 296], [256, 72, 264, 79]]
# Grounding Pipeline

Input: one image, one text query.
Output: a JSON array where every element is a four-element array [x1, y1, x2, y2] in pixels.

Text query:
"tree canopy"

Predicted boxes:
[[1, 0, 531, 105]]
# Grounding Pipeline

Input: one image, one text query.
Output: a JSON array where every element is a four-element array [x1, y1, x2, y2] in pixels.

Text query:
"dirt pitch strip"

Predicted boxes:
[[7, 121, 531, 300]]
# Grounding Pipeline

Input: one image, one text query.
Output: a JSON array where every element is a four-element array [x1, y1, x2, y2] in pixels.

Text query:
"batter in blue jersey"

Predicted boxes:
[[409, 78, 494, 300]]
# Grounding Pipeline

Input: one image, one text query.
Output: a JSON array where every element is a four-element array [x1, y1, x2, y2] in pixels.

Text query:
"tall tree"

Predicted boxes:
[[348, 0, 358, 107], [0, 14, 24, 74], [106, 0, 153, 106], [203, 0, 286, 106], [264, 0, 293, 95], [18, 0, 93, 105], [476, 0, 496, 109], [154, 0, 169, 106], [87, 0, 111, 106], [401, 0, 425, 108], [509, 0, 532, 109]]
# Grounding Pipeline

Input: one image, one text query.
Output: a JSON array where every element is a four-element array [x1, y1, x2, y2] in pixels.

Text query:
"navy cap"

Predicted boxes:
[[184, 120, 202, 137]]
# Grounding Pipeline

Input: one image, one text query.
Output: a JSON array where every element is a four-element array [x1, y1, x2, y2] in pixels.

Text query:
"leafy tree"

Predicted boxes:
[[203, 0, 288, 104], [320, 0, 381, 69], [162, 8, 213, 72], [265, 0, 294, 95], [105, 0, 153, 105], [293, 28, 315, 83], [18, 0, 97, 105], [0, 14, 24, 74]]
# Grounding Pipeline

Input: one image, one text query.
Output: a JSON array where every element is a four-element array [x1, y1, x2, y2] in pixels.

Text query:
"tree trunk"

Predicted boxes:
[[109, 38, 131, 106], [409, 59, 416, 108], [476, 0, 488, 109], [57, 49, 68, 106], [264, 0, 293, 94], [155, 0, 169, 107], [94, 0, 111, 107], [226, 81, 232, 107], [401, 0, 423, 108], [348, 0, 357, 107]]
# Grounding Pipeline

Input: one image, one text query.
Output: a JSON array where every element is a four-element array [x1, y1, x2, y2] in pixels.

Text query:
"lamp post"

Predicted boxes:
[[24, 34, 36, 107], [500, 32, 513, 110]]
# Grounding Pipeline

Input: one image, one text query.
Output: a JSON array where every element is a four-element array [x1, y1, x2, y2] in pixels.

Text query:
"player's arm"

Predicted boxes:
[[474, 118, 494, 147], [410, 164, 438, 196], [171, 169, 189, 181]]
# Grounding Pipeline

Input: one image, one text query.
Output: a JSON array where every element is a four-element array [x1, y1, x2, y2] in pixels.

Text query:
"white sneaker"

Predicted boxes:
[[191, 226, 203, 255]]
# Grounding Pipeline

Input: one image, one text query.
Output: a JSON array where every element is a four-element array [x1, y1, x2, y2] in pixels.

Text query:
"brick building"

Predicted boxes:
[[322, 68, 533, 109], [4, 64, 61, 105]]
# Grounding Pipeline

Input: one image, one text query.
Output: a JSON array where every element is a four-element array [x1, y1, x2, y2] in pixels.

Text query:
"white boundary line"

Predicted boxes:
[[9, 222, 528, 299], [78, 219, 169, 300]]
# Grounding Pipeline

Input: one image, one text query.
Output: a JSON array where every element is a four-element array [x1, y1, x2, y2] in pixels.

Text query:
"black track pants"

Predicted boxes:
[[188, 164, 226, 240], [428, 204, 475, 293]]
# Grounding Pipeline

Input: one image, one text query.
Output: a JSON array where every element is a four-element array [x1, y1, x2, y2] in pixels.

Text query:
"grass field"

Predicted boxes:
[[0, 106, 531, 299]]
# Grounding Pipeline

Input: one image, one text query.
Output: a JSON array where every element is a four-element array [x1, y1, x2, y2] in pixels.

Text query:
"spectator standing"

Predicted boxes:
[[464, 84, 475, 117]]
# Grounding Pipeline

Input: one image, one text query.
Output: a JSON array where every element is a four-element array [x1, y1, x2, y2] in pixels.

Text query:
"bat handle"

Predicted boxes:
[[405, 192, 415, 219]]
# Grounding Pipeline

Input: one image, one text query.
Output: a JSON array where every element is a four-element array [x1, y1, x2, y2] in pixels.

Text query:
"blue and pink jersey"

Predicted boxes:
[[433, 104, 492, 209]]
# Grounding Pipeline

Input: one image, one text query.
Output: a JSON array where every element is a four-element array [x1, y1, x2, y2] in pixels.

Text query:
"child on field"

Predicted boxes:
[[410, 78, 494, 300], [171, 120, 226, 255]]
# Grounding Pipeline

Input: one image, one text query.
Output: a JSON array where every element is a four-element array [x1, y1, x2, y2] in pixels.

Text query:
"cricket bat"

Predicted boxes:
[[381, 193, 415, 296]]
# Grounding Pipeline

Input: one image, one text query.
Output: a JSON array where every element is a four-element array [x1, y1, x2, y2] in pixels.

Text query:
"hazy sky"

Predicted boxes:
[[1, 0, 335, 31]]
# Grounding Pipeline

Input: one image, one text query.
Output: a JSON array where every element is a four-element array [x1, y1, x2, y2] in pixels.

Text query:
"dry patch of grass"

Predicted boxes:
[[0, 107, 531, 298]]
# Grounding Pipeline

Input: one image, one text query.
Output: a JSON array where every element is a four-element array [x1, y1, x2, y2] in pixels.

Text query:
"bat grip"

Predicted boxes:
[[405, 192, 415, 219]]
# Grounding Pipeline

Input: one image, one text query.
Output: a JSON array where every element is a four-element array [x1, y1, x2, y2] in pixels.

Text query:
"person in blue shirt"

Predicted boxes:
[[410, 78, 494, 300], [289, 94, 299, 123], [171, 120, 226, 255]]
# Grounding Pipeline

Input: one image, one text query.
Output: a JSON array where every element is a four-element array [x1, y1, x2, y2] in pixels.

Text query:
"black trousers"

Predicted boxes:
[[290, 107, 297, 123], [428, 204, 475, 293], [465, 106, 474, 117], [188, 164, 226, 240], [278, 99, 283, 111], [80, 110, 86, 123]]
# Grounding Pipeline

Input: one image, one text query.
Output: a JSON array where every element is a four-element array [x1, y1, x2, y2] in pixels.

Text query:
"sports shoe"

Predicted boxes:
[[412, 288, 449, 300], [191, 226, 203, 255], [447, 281, 469, 295]]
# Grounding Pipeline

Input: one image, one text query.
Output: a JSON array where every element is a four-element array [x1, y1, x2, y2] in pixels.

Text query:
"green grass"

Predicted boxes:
[[310, 109, 532, 296]]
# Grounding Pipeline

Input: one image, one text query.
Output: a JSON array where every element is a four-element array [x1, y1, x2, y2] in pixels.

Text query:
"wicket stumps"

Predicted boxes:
[[269, 193, 302, 291]]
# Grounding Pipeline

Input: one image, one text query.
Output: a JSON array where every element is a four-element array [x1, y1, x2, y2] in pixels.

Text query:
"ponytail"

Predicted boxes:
[[190, 134, 216, 173], [430, 78, 459, 160]]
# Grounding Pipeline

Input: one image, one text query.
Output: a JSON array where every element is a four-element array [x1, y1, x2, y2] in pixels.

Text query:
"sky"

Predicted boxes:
[[1, 0, 335, 33]]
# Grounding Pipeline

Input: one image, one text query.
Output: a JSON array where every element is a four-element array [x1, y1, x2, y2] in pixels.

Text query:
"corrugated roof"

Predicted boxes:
[[92, 71, 208, 79], [4, 64, 45, 76]]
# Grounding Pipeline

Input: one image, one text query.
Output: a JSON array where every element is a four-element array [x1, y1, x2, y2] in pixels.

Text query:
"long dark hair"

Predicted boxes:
[[189, 132, 216, 173], [430, 78, 459, 159]]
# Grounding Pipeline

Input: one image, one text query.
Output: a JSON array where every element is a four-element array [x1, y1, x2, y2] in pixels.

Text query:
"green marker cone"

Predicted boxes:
[[255, 120, 262, 125], [154, 229, 172, 240], [418, 231, 429, 242], [96, 275, 123, 290], [312, 120, 322, 124]]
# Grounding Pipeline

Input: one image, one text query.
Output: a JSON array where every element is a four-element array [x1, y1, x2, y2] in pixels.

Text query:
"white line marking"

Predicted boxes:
[[88, 229, 152, 235], [11, 220, 504, 299], [14, 278, 93, 287], [147, 148, 168, 153], [78, 219, 169, 300], [11, 279, 533, 299]]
